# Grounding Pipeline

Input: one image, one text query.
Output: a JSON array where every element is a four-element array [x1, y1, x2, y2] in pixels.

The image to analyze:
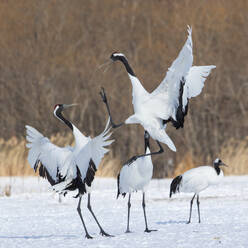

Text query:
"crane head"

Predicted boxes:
[[53, 104, 78, 117], [54, 104, 63, 110], [214, 158, 228, 167], [110, 52, 126, 62], [54, 103, 78, 111]]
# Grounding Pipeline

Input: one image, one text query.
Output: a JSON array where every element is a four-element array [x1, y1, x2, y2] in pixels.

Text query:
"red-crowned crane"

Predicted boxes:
[[117, 131, 157, 233], [26, 104, 114, 239], [170, 158, 228, 223], [100, 26, 216, 164]]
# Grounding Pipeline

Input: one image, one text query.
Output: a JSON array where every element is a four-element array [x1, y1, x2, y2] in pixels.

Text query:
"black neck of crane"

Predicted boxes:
[[117, 56, 136, 77], [55, 108, 73, 131], [214, 164, 221, 175], [144, 132, 150, 153]]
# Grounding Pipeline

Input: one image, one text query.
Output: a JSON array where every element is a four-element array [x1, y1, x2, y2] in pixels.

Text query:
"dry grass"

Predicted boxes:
[[173, 138, 248, 176], [0, 134, 121, 177], [96, 158, 121, 177], [174, 152, 196, 177], [0, 137, 31, 176], [219, 138, 248, 175], [0, 135, 247, 177]]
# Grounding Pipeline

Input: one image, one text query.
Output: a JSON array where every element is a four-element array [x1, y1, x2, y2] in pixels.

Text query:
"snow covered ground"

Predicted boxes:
[[0, 176, 248, 248]]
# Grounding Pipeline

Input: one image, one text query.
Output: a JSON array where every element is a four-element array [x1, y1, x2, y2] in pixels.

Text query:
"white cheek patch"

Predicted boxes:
[[113, 53, 126, 58], [214, 158, 220, 163]]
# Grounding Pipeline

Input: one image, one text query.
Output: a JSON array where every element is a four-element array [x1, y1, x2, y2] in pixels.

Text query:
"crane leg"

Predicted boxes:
[[197, 194, 201, 223], [100, 87, 124, 128], [77, 196, 93, 239], [126, 140, 164, 165], [142, 192, 157, 233], [87, 193, 113, 237], [126, 193, 132, 233], [187, 194, 196, 224]]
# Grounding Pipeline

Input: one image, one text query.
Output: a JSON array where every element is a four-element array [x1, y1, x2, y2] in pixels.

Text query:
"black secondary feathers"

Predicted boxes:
[[170, 175, 182, 197], [35, 160, 65, 186], [36, 158, 97, 198], [63, 159, 97, 198], [85, 159, 97, 187], [64, 166, 86, 198], [162, 78, 189, 129]]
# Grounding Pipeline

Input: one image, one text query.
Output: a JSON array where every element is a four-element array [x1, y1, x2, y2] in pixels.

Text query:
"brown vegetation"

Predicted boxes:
[[0, 0, 248, 177]]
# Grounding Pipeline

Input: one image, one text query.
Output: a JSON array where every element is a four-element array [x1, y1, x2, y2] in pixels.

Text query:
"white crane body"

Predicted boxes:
[[170, 158, 227, 223]]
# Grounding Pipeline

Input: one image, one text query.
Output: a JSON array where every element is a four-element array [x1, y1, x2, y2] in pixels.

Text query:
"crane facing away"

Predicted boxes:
[[117, 131, 157, 233]]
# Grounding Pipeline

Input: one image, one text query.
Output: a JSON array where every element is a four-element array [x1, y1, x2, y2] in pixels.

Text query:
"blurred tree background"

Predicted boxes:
[[0, 0, 248, 177]]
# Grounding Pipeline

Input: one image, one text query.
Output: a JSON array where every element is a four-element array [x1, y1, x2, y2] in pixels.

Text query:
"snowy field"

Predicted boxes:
[[0, 176, 248, 248]]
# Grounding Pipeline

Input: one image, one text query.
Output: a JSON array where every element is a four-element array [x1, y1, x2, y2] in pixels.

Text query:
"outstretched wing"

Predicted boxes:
[[182, 65, 216, 107], [147, 26, 193, 121], [26, 125, 74, 185], [75, 118, 114, 186]]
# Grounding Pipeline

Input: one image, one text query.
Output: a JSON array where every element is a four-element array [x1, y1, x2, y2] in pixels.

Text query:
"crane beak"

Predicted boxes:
[[220, 162, 228, 167], [97, 60, 113, 73], [63, 103, 78, 109]]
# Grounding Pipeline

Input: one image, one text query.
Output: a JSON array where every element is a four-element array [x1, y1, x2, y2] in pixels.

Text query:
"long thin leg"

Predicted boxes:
[[100, 87, 124, 128], [77, 196, 93, 239], [142, 192, 157, 233], [87, 193, 113, 237], [126, 140, 164, 165], [187, 194, 196, 224], [197, 194, 201, 223], [126, 193, 131, 233]]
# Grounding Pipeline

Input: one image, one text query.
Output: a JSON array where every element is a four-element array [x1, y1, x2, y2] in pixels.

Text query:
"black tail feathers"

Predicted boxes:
[[117, 173, 126, 199], [117, 173, 120, 199], [170, 175, 182, 197]]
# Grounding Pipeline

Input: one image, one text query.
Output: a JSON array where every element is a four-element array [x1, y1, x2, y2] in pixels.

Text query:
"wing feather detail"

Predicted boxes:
[[25, 125, 73, 185], [147, 26, 193, 120], [182, 65, 216, 108], [75, 118, 114, 180]]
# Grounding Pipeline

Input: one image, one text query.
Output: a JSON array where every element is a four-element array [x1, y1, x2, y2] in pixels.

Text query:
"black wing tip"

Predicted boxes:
[[170, 175, 182, 197]]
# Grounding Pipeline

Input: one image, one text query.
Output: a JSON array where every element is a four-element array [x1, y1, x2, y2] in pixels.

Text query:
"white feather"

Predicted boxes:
[[25, 118, 114, 192], [118, 148, 153, 194], [111, 26, 215, 152], [25, 125, 74, 181], [176, 166, 224, 194], [75, 119, 114, 179], [119, 27, 193, 150], [182, 65, 216, 109]]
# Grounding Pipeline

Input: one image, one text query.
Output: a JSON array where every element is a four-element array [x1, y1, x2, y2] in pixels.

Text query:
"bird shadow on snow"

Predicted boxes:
[[0, 234, 77, 240], [156, 220, 187, 225]]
